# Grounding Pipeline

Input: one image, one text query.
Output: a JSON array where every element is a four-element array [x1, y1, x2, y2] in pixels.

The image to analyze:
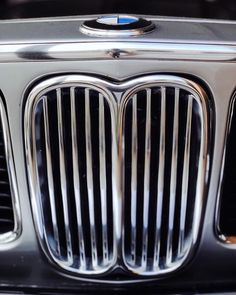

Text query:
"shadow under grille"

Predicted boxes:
[[122, 86, 205, 275], [33, 86, 115, 274]]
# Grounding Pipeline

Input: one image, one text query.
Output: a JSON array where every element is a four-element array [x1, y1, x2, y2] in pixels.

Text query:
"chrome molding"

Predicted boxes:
[[0, 97, 21, 243], [25, 74, 210, 279], [1, 42, 236, 63]]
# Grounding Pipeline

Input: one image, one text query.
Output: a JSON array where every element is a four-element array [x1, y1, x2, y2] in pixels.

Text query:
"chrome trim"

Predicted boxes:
[[42, 97, 60, 255], [85, 88, 98, 268], [141, 88, 151, 269], [130, 94, 137, 265], [153, 86, 166, 269], [1, 42, 236, 63], [25, 74, 210, 278], [166, 88, 179, 266], [178, 95, 193, 254], [70, 88, 86, 268], [57, 88, 73, 265], [99, 94, 109, 264], [0, 97, 21, 243]]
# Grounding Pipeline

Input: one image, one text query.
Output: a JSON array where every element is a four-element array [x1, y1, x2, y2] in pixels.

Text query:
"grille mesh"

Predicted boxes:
[[33, 86, 116, 274], [122, 86, 204, 275]]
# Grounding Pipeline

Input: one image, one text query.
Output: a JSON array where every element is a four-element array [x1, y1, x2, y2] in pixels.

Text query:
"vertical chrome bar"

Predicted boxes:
[[85, 88, 98, 268], [43, 97, 61, 256], [99, 94, 109, 265], [153, 87, 166, 269], [166, 88, 179, 266], [131, 95, 138, 264], [141, 88, 152, 269], [57, 88, 73, 264], [70, 87, 86, 269], [178, 95, 193, 255]]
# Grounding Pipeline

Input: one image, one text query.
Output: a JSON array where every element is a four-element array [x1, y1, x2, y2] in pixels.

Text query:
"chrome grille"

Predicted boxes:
[[120, 83, 208, 275], [25, 77, 117, 275], [25, 74, 209, 279]]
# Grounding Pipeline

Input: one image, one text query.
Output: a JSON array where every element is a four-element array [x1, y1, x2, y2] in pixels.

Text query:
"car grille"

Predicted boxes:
[[121, 85, 207, 275], [25, 79, 117, 274], [25, 74, 209, 278]]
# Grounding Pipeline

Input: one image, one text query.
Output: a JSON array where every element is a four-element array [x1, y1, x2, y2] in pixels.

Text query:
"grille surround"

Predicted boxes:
[[24, 74, 210, 279], [0, 96, 21, 243]]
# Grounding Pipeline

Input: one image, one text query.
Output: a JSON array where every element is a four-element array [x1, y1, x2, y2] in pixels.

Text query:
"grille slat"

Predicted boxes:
[[70, 87, 86, 269], [178, 95, 193, 255], [131, 94, 138, 265], [85, 88, 98, 268], [153, 86, 166, 269], [99, 94, 109, 265], [141, 89, 152, 269], [57, 88, 73, 264], [43, 97, 61, 256], [166, 88, 179, 266]]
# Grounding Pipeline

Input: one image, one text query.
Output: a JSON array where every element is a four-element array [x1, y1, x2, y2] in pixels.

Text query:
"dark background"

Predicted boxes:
[[0, 0, 236, 20]]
